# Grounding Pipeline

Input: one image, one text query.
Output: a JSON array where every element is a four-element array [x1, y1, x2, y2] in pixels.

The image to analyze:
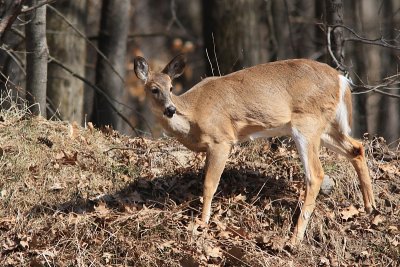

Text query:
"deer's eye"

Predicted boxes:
[[151, 87, 159, 94], [170, 86, 173, 92]]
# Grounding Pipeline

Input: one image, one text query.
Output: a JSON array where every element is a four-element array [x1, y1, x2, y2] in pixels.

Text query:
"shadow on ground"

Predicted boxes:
[[29, 166, 300, 221]]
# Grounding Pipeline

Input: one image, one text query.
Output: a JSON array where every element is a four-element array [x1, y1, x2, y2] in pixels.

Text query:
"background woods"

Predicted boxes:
[[0, 0, 399, 145], [0, 1, 400, 266]]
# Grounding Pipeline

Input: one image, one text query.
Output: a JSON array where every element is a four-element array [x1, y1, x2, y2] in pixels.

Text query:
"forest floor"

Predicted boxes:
[[0, 99, 399, 267]]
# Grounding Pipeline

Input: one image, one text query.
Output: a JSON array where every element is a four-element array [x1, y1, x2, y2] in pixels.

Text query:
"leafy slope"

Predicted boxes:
[[0, 108, 399, 266]]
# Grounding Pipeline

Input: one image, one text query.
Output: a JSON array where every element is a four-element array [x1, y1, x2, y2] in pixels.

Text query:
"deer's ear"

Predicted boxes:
[[162, 54, 186, 79], [134, 56, 149, 82]]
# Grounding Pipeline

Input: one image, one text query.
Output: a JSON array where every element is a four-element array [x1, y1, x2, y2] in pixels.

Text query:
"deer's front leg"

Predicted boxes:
[[201, 143, 231, 223]]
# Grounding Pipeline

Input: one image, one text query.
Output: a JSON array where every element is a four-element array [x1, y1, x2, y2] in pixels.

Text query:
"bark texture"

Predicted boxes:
[[203, 0, 264, 75], [92, 0, 130, 131], [25, 0, 48, 116], [47, 0, 87, 122], [326, 0, 344, 65]]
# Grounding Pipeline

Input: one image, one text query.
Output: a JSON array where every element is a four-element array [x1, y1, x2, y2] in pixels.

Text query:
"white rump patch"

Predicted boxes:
[[336, 75, 351, 135]]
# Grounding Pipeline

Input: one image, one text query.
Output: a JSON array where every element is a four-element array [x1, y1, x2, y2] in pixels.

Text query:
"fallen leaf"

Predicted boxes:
[[359, 250, 369, 258], [56, 150, 78, 165], [226, 226, 249, 239], [378, 163, 400, 176], [204, 246, 222, 258], [319, 256, 330, 266], [94, 202, 109, 216], [388, 225, 398, 234], [102, 252, 113, 264], [159, 240, 174, 250], [19, 240, 29, 250], [340, 205, 359, 220], [187, 221, 202, 236], [2, 237, 17, 251], [372, 214, 385, 226], [232, 194, 246, 202], [217, 230, 231, 239]]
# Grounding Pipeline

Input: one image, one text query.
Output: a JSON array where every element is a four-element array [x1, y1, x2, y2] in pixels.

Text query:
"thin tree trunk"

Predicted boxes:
[[92, 0, 130, 131], [47, 0, 87, 123], [25, 0, 48, 116]]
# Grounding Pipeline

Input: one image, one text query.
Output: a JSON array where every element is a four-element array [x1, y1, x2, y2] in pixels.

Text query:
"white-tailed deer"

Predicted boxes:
[[134, 55, 375, 244]]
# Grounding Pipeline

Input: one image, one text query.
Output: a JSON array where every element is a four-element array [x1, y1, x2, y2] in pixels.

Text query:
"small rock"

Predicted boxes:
[[321, 175, 335, 195]]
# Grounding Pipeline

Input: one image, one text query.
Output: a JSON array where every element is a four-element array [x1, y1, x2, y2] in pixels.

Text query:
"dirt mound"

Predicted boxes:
[[0, 103, 399, 266]]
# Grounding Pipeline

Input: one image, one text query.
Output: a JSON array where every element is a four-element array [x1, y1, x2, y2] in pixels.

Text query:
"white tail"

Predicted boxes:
[[134, 55, 375, 244]]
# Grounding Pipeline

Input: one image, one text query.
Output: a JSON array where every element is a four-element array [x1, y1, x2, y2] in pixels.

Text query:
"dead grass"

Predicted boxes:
[[0, 94, 399, 266]]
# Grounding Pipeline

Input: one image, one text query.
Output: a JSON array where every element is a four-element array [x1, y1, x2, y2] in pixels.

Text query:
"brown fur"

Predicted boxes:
[[134, 56, 376, 244]]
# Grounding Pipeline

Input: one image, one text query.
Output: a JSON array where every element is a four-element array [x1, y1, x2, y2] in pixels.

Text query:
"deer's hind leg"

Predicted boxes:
[[321, 128, 375, 213], [290, 125, 325, 244]]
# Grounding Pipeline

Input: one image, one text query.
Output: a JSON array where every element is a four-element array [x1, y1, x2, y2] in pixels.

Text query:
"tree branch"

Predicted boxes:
[[327, 25, 400, 99], [21, 0, 56, 13], [332, 24, 400, 51]]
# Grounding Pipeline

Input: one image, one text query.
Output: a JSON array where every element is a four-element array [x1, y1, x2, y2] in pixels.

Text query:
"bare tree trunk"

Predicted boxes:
[[270, 0, 295, 59], [346, 0, 368, 137], [294, 0, 316, 58], [377, 0, 399, 145], [25, 0, 48, 116], [362, 1, 383, 137], [92, 0, 130, 132], [315, 0, 327, 62], [47, 1, 87, 123], [270, 0, 316, 59], [203, 0, 264, 75], [326, 0, 344, 65]]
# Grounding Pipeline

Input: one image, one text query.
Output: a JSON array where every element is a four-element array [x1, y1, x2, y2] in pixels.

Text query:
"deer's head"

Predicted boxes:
[[134, 55, 186, 118]]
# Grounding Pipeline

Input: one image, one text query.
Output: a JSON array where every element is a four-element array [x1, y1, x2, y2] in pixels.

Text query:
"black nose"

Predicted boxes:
[[164, 106, 176, 118]]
